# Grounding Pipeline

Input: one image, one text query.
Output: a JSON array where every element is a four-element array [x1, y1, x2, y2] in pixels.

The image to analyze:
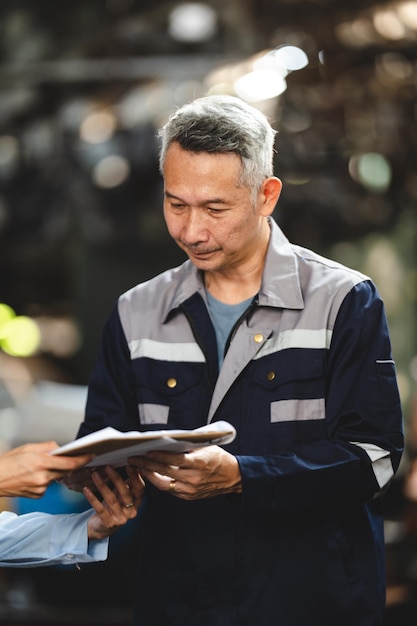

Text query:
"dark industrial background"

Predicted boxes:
[[0, 0, 416, 623]]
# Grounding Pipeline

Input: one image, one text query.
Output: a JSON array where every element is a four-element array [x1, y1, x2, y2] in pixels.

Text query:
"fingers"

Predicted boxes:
[[140, 468, 176, 492], [104, 466, 142, 507], [61, 467, 97, 492], [134, 451, 188, 469], [135, 447, 241, 500], [129, 453, 183, 479], [126, 464, 145, 501], [91, 468, 129, 508], [87, 466, 144, 514], [19, 442, 94, 472], [47, 453, 95, 473], [83, 476, 129, 528], [23, 441, 60, 453], [130, 451, 196, 499], [82, 484, 104, 512]]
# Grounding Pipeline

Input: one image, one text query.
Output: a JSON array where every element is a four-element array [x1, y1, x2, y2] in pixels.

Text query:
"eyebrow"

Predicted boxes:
[[165, 190, 228, 206]]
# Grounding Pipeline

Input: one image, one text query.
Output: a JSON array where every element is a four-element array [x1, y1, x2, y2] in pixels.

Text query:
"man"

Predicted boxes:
[[0, 441, 144, 566], [74, 95, 404, 625]]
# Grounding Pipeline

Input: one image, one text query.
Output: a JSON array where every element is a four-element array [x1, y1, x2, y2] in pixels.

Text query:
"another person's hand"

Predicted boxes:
[[128, 445, 242, 500], [62, 464, 139, 494], [62, 466, 99, 493], [84, 465, 145, 540], [0, 442, 93, 498]]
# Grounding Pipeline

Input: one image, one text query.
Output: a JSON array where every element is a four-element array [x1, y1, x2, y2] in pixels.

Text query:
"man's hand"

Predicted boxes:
[[128, 445, 242, 500], [0, 442, 94, 498], [84, 465, 145, 541]]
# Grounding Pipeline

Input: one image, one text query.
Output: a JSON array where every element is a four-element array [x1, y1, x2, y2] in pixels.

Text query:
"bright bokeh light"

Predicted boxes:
[[373, 10, 406, 40], [168, 3, 217, 42], [234, 70, 287, 103], [80, 110, 117, 144], [92, 154, 130, 188], [1, 315, 41, 357], [349, 152, 392, 192], [205, 44, 307, 105], [0, 303, 15, 339], [397, 1, 417, 30], [271, 45, 309, 71], [357, 153, 392, 192]]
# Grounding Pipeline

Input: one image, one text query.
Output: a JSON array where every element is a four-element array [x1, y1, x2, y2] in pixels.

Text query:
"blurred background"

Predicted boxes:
[[0, 0, 416, 623]]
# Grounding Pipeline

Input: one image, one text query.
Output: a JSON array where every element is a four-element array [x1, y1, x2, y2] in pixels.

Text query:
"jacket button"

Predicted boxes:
[[167, 378, 177, 389], [267, 371, 276, 381], [254, 333, 264, 343]]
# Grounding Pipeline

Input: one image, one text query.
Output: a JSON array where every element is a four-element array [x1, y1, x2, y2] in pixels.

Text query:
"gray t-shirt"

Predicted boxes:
[[206, 291, 253, 368]]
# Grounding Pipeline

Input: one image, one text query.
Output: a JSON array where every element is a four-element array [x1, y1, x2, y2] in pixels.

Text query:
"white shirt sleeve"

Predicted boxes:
[[0, 508, 109, 567]]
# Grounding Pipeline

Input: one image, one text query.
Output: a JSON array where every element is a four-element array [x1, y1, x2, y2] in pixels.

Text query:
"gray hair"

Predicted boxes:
[[158, 95, 277, 201]]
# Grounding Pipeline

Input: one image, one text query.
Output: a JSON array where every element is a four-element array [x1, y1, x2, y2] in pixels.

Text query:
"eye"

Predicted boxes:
[[207, 207, 226, 215]]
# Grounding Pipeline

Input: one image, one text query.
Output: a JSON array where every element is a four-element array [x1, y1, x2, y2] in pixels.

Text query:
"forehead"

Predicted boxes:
[[163, 144, 249, 206], [164, 143, 242, 179]]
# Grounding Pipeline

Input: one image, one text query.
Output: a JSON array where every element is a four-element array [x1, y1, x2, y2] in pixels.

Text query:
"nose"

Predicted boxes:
[[181, 208, 208, 245]]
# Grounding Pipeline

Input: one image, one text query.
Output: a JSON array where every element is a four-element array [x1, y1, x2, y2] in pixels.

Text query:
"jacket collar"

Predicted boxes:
[[258, 217, 304, 309], [163, 217, 304, 320]]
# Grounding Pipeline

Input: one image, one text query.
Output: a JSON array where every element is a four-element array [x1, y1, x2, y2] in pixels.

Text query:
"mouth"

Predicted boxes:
[[184, 245, 220, 258]]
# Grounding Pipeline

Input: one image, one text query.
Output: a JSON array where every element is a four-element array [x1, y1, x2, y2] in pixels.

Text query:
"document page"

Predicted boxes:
[[51, 421, 236, 468]]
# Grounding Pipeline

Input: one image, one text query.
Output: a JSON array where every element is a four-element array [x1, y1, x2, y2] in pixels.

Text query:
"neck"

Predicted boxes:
[[205, 279, 259, 304], [205, 245, 268, 305]]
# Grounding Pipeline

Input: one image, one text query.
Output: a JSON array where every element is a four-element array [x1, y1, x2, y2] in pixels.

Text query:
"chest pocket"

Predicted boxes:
[[134, 359, 205, 428], [253, 349, 326, 423]]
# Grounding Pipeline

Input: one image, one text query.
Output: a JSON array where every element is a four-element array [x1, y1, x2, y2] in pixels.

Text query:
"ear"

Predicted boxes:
[[259, 177, 282, 217]]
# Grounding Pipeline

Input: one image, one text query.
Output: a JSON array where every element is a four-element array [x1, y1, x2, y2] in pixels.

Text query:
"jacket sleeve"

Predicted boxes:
[[77, 303, 140, 437], [237, 280, 404, 513], [0, 509, 108, 567]]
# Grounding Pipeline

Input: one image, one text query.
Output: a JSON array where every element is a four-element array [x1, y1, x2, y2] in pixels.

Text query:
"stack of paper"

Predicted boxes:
[[51, 421, 236, 468]]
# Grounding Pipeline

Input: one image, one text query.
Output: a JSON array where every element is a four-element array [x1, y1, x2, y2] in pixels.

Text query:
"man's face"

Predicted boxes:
[[163, 142, 271, 274]]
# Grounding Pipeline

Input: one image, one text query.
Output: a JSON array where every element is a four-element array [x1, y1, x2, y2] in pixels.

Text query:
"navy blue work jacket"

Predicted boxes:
[[78, 218, 403, 626]]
